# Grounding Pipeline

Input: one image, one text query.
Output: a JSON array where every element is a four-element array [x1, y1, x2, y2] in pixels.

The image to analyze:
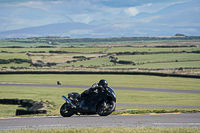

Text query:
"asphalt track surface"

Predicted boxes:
[[0, 113, 200, 130], [0, 83, 200, 130]]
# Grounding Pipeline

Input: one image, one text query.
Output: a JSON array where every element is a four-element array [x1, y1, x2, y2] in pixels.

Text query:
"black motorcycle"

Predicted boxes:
[[60, 86, 116, 117]]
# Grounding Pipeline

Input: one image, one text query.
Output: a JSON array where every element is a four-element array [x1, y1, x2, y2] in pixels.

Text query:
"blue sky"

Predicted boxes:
[[0, 0, 196, 33]]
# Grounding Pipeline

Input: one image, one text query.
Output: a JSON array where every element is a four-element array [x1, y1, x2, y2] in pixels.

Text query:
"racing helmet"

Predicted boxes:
[[98, 79, 108, 87]]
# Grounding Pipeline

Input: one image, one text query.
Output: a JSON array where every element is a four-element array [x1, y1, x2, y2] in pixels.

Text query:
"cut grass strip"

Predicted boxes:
[[0, 86, 199, 117], [0, 127, 200, 133], [113, 109, 200, 115], [0, 74, 199, 90]]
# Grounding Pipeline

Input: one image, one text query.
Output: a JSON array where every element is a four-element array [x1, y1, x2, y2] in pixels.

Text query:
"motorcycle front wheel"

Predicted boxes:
[[97, 100, 116, 116], [60, 103, 74, 117]]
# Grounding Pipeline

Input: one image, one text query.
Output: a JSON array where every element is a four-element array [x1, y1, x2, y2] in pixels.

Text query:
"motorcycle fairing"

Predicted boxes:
[[65, 86, 116, 114]]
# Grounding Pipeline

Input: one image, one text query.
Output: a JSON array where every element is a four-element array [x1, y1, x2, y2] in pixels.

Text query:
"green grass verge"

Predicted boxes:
[[116, 106, 200, 110], [116, 90, 200, 105], [0, 86, 85, 117], [0, 105, 19, 117], [0, 74, 199, 90], [0, 86, 199, 117], [1, 127, 200, 133], [0, 74, 199, 117], [112, 109, 200, 115]]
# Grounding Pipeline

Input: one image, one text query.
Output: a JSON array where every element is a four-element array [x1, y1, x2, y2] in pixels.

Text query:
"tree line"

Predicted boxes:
[[0, 59, 31, 64], [6, 36, 200, 44]]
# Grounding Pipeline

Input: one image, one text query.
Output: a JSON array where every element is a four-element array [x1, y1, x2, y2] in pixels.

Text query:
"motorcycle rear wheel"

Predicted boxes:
[[97, 100, 116, 116], [60, 103, 74, 117]]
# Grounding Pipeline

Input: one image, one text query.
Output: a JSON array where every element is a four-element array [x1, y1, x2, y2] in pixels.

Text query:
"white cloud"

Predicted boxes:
[[124, 7, 139, 16]]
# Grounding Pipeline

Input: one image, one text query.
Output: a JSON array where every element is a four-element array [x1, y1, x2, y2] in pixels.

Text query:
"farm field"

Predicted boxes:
[[0, 47, 200, 74], [0, 47, 108, 53], [1, 47, 200, 53], [0, 53, 29, 60], [0, 63, 31, 68], [115, 53, 200, 62], [0, 48, 56, 53], [1, 36, 200, 47], [68, 53, 200, 68], [0, 36, 200, 118], [58, 47, 108, 53], [102, 61, 200, 69], [29, 53, 106, 64], [107, 47, 200, 53], [0, 36, 200, 76]]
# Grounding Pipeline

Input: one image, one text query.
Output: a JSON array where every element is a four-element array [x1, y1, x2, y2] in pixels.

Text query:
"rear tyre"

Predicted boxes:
[[97, 100, 116, 116], [60, 103, 74, 117]]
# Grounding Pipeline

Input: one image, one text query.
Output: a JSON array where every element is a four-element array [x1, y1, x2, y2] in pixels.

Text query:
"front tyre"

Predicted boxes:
[[97, 100, 116, 116], [60, 103, 74, 117]]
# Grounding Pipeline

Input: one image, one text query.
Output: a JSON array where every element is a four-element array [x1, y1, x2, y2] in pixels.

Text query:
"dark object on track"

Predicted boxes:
[[57, 81, 61, 85], [16, 109, 47, 116], [0, 98, 47, 116]]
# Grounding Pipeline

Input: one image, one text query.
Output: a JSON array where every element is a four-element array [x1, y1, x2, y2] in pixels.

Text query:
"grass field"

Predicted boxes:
[[29, 53, 106, 64], [0, 48, 56, 53], [1, 51, 199, 71], [58, 47, 108, 53], [0, 41, 200, 72], [115, 53, 200, 63], [0, 85, 199, 117], [0, 53, 29, 60], [0, 41, 49, 47], [69, 53, 200, 68], [102, 61, 200, 69], [0, 74, 199, 117], [0, 37, 200, 118], [0, 74, 199, 90], [1, 127, 200, 133], [64, 56, 112, 67], [0, 63, 31, 68], [108, 47, 200, 53], [0, 47, 108, 53], [1, 46, 200, 53]]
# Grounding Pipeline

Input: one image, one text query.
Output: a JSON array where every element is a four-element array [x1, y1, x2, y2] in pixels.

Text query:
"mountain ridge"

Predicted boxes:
[[0, 0, 199, 39]]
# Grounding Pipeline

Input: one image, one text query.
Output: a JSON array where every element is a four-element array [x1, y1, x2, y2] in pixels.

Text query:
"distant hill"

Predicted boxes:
[[0, 22, 128, 39], [0, 22, 98, 39], [0, 0, 199, 39]]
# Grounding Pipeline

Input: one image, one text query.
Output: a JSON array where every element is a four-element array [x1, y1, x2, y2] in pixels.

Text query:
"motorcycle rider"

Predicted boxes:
[[81, 79, 108, 98], [60, 79, 116, 117]]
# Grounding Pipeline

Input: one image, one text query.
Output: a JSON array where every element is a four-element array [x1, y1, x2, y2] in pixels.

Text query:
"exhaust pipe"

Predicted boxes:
[[62, 95, 76, 108]]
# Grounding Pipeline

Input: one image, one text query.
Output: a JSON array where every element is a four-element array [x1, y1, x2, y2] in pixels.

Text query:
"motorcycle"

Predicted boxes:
[[60, 86, 116, 117]]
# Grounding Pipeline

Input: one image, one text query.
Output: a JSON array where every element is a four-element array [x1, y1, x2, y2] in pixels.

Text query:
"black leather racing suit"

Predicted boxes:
[[81, 83, 105, 98]]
